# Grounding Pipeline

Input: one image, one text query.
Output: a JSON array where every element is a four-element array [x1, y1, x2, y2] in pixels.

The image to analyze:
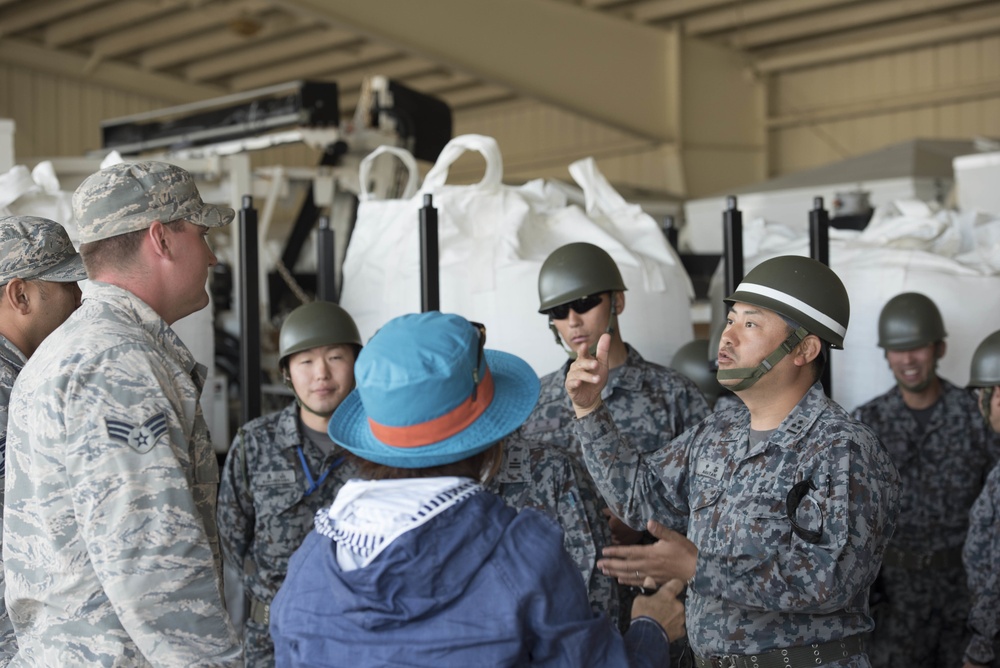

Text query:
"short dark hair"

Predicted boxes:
[[80, 219, 185, 276], [347, 442, 503, 484]]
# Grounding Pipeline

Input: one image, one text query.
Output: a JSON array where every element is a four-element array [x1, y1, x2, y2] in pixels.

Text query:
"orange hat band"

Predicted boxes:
[[368, 367, 495, 448]]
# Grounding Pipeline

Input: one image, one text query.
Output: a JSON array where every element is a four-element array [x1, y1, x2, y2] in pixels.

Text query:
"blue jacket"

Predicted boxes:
[[270, 488, 669, 667]]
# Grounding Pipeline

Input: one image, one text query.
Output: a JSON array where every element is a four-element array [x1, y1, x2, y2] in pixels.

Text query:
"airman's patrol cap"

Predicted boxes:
[[0, 216, 87, 287], [72, 161, 234, 244]]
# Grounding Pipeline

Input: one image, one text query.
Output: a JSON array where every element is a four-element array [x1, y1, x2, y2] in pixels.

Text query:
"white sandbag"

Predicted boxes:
[[339, 134, 695, 376]]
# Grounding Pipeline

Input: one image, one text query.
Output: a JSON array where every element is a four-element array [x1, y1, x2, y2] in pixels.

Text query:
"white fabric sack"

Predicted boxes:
[[339, 134, 695, 375]]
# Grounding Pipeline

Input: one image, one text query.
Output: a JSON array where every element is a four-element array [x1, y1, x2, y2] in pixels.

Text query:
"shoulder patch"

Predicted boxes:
[[106, 413, 169, 454]]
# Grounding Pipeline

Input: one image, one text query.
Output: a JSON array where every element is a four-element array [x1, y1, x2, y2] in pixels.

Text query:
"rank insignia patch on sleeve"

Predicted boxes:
[[106, 413, 169, 454]]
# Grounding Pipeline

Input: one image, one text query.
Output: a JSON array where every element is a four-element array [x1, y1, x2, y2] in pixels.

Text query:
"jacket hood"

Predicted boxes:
[[313, 487, 516, 630]]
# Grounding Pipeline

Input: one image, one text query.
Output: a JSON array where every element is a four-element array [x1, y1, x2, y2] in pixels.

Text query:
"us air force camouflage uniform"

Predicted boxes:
[[852, 380, 1000, 667], [964, 462, 1000, 667], [0, 334, 25, 663], [218, 403, 362, 667], [3, 281, 241, 666], [488, 437, 621, 627], [576, 382, 901, 666]]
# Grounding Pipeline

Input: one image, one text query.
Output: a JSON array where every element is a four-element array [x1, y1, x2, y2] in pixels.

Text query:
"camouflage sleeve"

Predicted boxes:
[[64, 352, 241, 664], [963, 464, 1000, 666], [575, 403, 689, 533], [694, 432, 899, 614], [217, 428, 255, 572]]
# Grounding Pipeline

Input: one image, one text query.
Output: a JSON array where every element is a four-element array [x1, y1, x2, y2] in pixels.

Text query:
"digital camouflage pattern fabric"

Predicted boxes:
[[519, 345, 710, 459], [518, 344, 708, 652], [576, 382, 901, 667], [72, 161, 233, 244], [0, 334, 26, 664], [488, 436, 621, 627], [217, 403, 362, 667], [963, 461, 1000, 666], [3, 281, 241, 666], [853, 380, 1000, 667]]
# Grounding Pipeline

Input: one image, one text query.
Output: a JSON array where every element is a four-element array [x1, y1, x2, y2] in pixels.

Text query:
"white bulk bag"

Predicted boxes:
[[339, 134, 695, 375]]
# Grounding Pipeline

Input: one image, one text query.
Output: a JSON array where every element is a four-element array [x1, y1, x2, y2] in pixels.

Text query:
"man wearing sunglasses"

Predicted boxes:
[[507, 242, 709, 639], [568, 255, 900, 668]]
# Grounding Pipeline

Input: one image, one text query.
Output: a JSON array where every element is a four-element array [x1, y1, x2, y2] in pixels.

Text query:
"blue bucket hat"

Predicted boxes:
[[329, 312, 540, 468]]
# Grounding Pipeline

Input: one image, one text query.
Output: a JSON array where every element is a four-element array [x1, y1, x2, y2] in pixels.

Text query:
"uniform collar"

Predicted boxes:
[[727, 382, 830, 461], [0, 333, 27, 371], [84, 281, 200, 376]]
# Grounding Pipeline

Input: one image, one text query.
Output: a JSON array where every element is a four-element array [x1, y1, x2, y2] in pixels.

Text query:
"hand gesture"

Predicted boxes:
[[598, 519, 698, 587], [565, 333, 610, 418], [631, 577, 686, 642]]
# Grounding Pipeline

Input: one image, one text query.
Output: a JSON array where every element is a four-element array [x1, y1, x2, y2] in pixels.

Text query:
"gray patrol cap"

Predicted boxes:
[[0, 215, 87, 287], [72, 161, 234, 244]]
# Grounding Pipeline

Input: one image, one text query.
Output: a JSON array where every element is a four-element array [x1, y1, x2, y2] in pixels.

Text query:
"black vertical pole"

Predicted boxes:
[[420, 193, 439, 313], [722, 195, 744, 297], [809, 196, 833, 397], [662, 215, 678, 250], [238, 195, 261, 425], [317, 215, 336, 302]]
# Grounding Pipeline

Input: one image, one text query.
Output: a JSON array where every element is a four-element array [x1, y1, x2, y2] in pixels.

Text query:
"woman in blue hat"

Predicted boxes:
[[269, 311, 685, 667]]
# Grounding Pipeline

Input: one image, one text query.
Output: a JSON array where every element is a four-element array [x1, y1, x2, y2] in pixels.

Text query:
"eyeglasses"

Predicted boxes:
[[543, 294, 604, 320]]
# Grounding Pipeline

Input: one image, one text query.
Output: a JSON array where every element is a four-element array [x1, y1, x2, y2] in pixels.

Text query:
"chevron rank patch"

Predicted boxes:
[[106, 413, 169, 454]]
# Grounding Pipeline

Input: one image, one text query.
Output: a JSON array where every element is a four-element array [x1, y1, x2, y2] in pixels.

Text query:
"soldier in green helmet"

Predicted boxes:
[[566, 254, 901, 668], [507, 242, 708, 652], [853, 293, 1000, 668], [962, 329, 1000, 668], [217, 300, 364, 667]]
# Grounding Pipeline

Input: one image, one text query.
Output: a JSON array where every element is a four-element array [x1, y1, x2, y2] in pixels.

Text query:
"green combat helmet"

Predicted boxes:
[[279, 301, 362, 417], [718, 255, 850, 391], [671, 339, 724, 407], [279, 301, 362, 367], [969, 329, 1000, 421], [877, 292, 946, 350], [537, 242, 627, 356]]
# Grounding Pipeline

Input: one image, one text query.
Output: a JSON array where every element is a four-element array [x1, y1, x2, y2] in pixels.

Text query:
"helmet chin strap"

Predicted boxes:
[[716, 326, 808, 391], [980, 386, 995, 424], [550, 299, 618, 360]]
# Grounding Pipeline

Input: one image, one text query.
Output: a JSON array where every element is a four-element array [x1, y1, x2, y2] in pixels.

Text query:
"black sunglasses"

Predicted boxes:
[[544, 294, 604, 320]]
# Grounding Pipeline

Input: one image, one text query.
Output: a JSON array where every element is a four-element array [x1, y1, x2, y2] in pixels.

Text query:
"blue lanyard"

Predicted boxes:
[[296, 445, 344, 497]]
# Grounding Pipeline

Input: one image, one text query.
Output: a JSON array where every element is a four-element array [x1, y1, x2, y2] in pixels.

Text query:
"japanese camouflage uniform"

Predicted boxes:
[[963, 461, 1000, 667], [575, 382, 901, 667], [218, 403, 362, 667], [0, 335, 24, 664], [521, 345, 710, 459], [3, 281, 241, 666], [488, 436, 621, 627], [853, 380, 1000, 667], [517, 344, 709, 648]]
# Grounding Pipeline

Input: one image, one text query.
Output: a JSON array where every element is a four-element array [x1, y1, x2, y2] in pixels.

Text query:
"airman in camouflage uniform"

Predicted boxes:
[[518, 242, 708, 655], [3, 162, 242, 666], [0, 216, 86, 665], [567, 256, 900, 668], [218, 301, 363, 667], [962, 330, 1000, 668], [852, 293, 1000, 668]]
